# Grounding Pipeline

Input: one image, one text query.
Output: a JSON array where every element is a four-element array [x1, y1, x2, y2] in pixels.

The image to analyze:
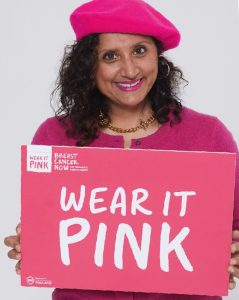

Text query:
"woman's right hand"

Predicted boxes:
[[4, 223, 21, 275]]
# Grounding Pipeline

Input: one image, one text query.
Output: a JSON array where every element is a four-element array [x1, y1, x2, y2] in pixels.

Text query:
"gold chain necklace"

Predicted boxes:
[[106, 115, 156, 133]]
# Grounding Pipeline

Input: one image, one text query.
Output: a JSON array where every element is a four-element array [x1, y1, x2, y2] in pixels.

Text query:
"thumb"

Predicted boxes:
[[16, 223, 21, 235]]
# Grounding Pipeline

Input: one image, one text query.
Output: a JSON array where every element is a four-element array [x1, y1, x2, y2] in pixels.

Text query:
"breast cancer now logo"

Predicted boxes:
[[27, 146, 52, 173]]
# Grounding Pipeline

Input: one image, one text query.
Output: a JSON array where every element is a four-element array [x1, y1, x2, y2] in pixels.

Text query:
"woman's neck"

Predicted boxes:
[[108, 101, 153, 129], [101, 100, 160, 148]]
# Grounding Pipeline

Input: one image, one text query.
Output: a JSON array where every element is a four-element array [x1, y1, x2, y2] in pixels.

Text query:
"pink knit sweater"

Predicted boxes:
[[32, 107, 238, 300]]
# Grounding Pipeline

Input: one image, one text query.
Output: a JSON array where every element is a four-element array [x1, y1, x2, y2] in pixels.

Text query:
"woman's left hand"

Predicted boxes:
[[228, 230, 239, 290]]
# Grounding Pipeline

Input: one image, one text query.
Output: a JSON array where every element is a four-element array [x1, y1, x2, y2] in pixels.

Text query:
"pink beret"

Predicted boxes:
[[70, 0, 181, 51]]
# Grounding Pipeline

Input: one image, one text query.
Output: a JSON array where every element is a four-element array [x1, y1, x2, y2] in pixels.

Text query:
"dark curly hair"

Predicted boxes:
[[52, 34, 187, 146]]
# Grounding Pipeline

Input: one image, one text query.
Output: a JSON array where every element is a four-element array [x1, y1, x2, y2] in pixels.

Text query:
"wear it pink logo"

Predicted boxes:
[[27, 146, 52, 173]]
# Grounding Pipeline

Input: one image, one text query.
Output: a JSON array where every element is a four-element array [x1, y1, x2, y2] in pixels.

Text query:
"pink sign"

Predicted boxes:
[[21, 145, 236, 296]]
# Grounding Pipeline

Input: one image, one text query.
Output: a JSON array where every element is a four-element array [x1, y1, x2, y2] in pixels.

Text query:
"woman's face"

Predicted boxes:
[[95, 33, 158, 109]]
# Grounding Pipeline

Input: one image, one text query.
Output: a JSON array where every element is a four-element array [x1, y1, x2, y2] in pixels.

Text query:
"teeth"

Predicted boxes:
[[117, 79, 141, 88]]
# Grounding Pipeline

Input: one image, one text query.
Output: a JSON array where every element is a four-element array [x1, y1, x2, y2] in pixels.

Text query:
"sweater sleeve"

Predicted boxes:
[[31, 119, 51, 145], [31, 117, 76, 147], [211, 118, 239, 230]]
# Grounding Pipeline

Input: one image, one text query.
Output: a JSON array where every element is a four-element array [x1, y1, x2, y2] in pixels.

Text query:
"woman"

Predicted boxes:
[[4, 0, 239, 299]]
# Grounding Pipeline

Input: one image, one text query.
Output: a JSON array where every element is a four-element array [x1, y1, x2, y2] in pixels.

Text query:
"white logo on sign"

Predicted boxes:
[[26, 276, 35, 285], [27, 146, 52, 173], [26, 276, 52, 285]]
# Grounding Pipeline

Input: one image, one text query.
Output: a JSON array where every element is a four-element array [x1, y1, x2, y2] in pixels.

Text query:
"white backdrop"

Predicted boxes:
[[0, 1, 238, 299]]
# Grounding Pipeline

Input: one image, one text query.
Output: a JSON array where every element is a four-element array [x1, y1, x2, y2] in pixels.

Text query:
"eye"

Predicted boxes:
[[133, 46, 147, 55], [102, 51, 118, 62]]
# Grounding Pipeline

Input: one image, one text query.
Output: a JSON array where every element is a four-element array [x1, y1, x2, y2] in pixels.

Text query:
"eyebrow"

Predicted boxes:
[[98, 41, 154, 54]]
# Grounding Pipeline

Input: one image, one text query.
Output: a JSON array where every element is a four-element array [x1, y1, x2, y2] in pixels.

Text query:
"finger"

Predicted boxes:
[[230, 255, 239, 266], [228, 274, 236, 290], [234, 267, 239, 278], [15, 260, 21, 275], [231, 242, 239, 254], [4, 236, 20, 250], [228, 265, 239, 278], [232, 230, 239, 240], [7, 249, 21, 260], [16, 223, 21, 236]]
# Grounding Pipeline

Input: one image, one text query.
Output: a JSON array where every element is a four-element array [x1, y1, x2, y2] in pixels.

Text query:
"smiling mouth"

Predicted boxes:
[[113, 78, 144, 91]]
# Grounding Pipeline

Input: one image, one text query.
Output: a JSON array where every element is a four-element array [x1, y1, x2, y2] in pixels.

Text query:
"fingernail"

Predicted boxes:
[[16, 254, 21, 260], [230, 258, 236, 265], [16, 245, 21, 252], [231, 245, 236, 253], [229, 266, 234, 273], [16, 269, 21, 275], [229, 282, 235, 289], [17, 225, 21, 234]]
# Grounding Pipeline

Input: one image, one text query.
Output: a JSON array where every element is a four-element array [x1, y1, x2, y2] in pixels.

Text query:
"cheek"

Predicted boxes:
[[95, 67, 104, 89], [145, 62, 158, 91], [139, 56, 158, 79], [95, 64, 117, 88], [148, 60, 158, 77], [95, 67, 118, 98]]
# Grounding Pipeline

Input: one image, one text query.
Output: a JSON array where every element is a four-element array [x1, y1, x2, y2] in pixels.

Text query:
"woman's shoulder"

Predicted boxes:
[[31, 116, 77, 146], [179, 106, 238, 152], [181, 106, 220, 123], [181, 106, 231, 131]]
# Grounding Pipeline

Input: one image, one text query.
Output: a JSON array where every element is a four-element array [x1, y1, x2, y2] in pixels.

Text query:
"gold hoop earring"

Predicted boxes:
[[164, 63, 170, 77]]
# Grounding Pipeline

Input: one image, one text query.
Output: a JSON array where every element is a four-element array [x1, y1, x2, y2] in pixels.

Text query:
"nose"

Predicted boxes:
[[120, 56, 140, 79]]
